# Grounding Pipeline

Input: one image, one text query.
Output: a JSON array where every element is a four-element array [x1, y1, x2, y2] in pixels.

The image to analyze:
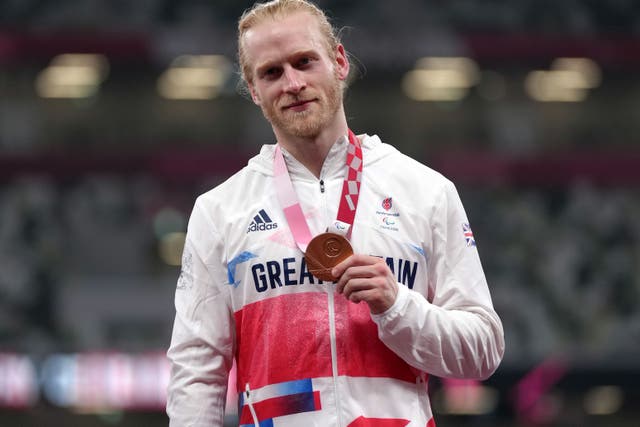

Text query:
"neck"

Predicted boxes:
[[274, 110, 348, 178]]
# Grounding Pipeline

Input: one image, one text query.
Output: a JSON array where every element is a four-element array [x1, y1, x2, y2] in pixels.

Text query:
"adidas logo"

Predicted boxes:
[[247, 209, 278, 233]]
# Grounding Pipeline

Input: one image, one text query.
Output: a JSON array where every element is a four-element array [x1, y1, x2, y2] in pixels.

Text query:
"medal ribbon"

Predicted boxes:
[[273, 130, 363, 253]]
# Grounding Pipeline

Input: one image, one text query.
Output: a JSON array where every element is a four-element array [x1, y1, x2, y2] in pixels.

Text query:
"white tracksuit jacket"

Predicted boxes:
[[167, 134, 505, 427]]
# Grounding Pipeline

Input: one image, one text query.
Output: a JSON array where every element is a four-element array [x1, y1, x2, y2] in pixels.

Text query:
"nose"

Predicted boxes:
[[283, 65, 305, 93]]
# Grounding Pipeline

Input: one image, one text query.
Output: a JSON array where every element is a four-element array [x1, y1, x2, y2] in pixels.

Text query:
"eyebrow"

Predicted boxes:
[[255, 49, 320, 74]]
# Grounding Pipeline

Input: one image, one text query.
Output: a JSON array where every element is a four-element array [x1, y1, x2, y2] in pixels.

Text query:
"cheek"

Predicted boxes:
[[251, 84, 274, 106]]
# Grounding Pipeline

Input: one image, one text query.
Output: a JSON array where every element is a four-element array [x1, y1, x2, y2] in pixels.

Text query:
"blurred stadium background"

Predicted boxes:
[[1, 0, 640, 426]]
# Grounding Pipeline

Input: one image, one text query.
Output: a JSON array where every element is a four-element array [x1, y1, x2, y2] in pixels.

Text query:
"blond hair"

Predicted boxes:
[[237, 0, 341, 84]]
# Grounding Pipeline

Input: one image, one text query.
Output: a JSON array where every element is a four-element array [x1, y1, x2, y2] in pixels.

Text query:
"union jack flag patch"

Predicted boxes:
[[463, 223, 476, 247]]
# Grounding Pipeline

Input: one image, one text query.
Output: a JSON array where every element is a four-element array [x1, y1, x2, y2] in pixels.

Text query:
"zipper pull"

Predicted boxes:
[[319, 179, 325, 193]]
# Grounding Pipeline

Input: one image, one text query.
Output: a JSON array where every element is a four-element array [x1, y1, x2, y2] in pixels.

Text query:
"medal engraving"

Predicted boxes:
[[323, 236, 344, 257], [304, 232, 353, 281]]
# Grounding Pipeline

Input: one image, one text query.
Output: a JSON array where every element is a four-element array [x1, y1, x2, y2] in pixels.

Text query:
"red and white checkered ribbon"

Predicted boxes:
[[335, 130, 363, 230], [274, 130, 363, 253]]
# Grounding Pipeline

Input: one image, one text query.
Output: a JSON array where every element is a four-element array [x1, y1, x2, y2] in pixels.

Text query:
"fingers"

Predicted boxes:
[[345, 288, 378, 304], [342, 280, 396, 314], [330, 253, 359, 280], [332, 255, 388, 293], [333, 255, 387, 293], [332, 254, 399, 314]]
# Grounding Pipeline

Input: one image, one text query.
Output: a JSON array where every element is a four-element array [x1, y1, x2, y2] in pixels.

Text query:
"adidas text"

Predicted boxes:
[[247, 222, 278, 233]]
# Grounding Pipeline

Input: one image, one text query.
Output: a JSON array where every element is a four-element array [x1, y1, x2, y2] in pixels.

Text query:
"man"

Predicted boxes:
[[166, 1, 504, 426]]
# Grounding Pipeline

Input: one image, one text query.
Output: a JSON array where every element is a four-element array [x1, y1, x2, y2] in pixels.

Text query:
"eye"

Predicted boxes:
[[262, 67, 282, 80], [297, 57, 312, 67]]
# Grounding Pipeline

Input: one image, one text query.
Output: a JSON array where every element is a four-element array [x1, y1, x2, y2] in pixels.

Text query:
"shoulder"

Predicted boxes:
[[362, 133, 453, 191], [197, 144, 275, 209]]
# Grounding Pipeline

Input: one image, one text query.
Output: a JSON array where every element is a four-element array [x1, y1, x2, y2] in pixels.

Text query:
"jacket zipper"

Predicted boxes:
[[327, 288, 342, 427], [320, 172, 342, 426], [245, 383, 259, 427]]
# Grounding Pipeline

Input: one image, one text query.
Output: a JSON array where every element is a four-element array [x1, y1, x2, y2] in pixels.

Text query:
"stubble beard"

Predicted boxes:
[[262, 76, 343, 139]]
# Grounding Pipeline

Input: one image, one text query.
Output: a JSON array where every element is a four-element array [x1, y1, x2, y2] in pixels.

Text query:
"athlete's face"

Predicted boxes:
[[242, 12, 349, 139]]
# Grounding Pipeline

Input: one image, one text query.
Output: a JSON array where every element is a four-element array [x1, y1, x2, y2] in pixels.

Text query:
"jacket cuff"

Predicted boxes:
[[370, 283, 409, 323]]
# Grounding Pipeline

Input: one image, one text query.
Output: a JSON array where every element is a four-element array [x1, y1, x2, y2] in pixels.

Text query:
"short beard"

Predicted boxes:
[[262, 74, 343, 139]]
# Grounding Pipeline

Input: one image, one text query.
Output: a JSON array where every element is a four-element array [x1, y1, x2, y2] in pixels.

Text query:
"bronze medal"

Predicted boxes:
[[304, 232, 353, 281]]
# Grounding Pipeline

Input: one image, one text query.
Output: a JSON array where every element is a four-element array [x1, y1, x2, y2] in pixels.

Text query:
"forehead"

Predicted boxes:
[[243, 11, 327, 68]]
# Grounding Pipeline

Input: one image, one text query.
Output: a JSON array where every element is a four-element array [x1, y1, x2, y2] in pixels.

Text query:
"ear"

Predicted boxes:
[[334, 44, 350, 81], [248, 82, 261, 106]]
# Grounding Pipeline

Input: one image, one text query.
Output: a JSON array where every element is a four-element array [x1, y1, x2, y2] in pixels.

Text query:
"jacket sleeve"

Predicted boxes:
[[371, 180, 504, 380], [166, 197, 235, 426]]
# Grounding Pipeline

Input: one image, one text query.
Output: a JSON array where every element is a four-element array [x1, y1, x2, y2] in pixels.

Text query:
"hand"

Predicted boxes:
[[332, 254, 399, 314]]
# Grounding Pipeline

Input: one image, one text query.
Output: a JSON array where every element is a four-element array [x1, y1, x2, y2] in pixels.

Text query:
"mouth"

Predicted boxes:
[[282, 98, 316, 111]]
